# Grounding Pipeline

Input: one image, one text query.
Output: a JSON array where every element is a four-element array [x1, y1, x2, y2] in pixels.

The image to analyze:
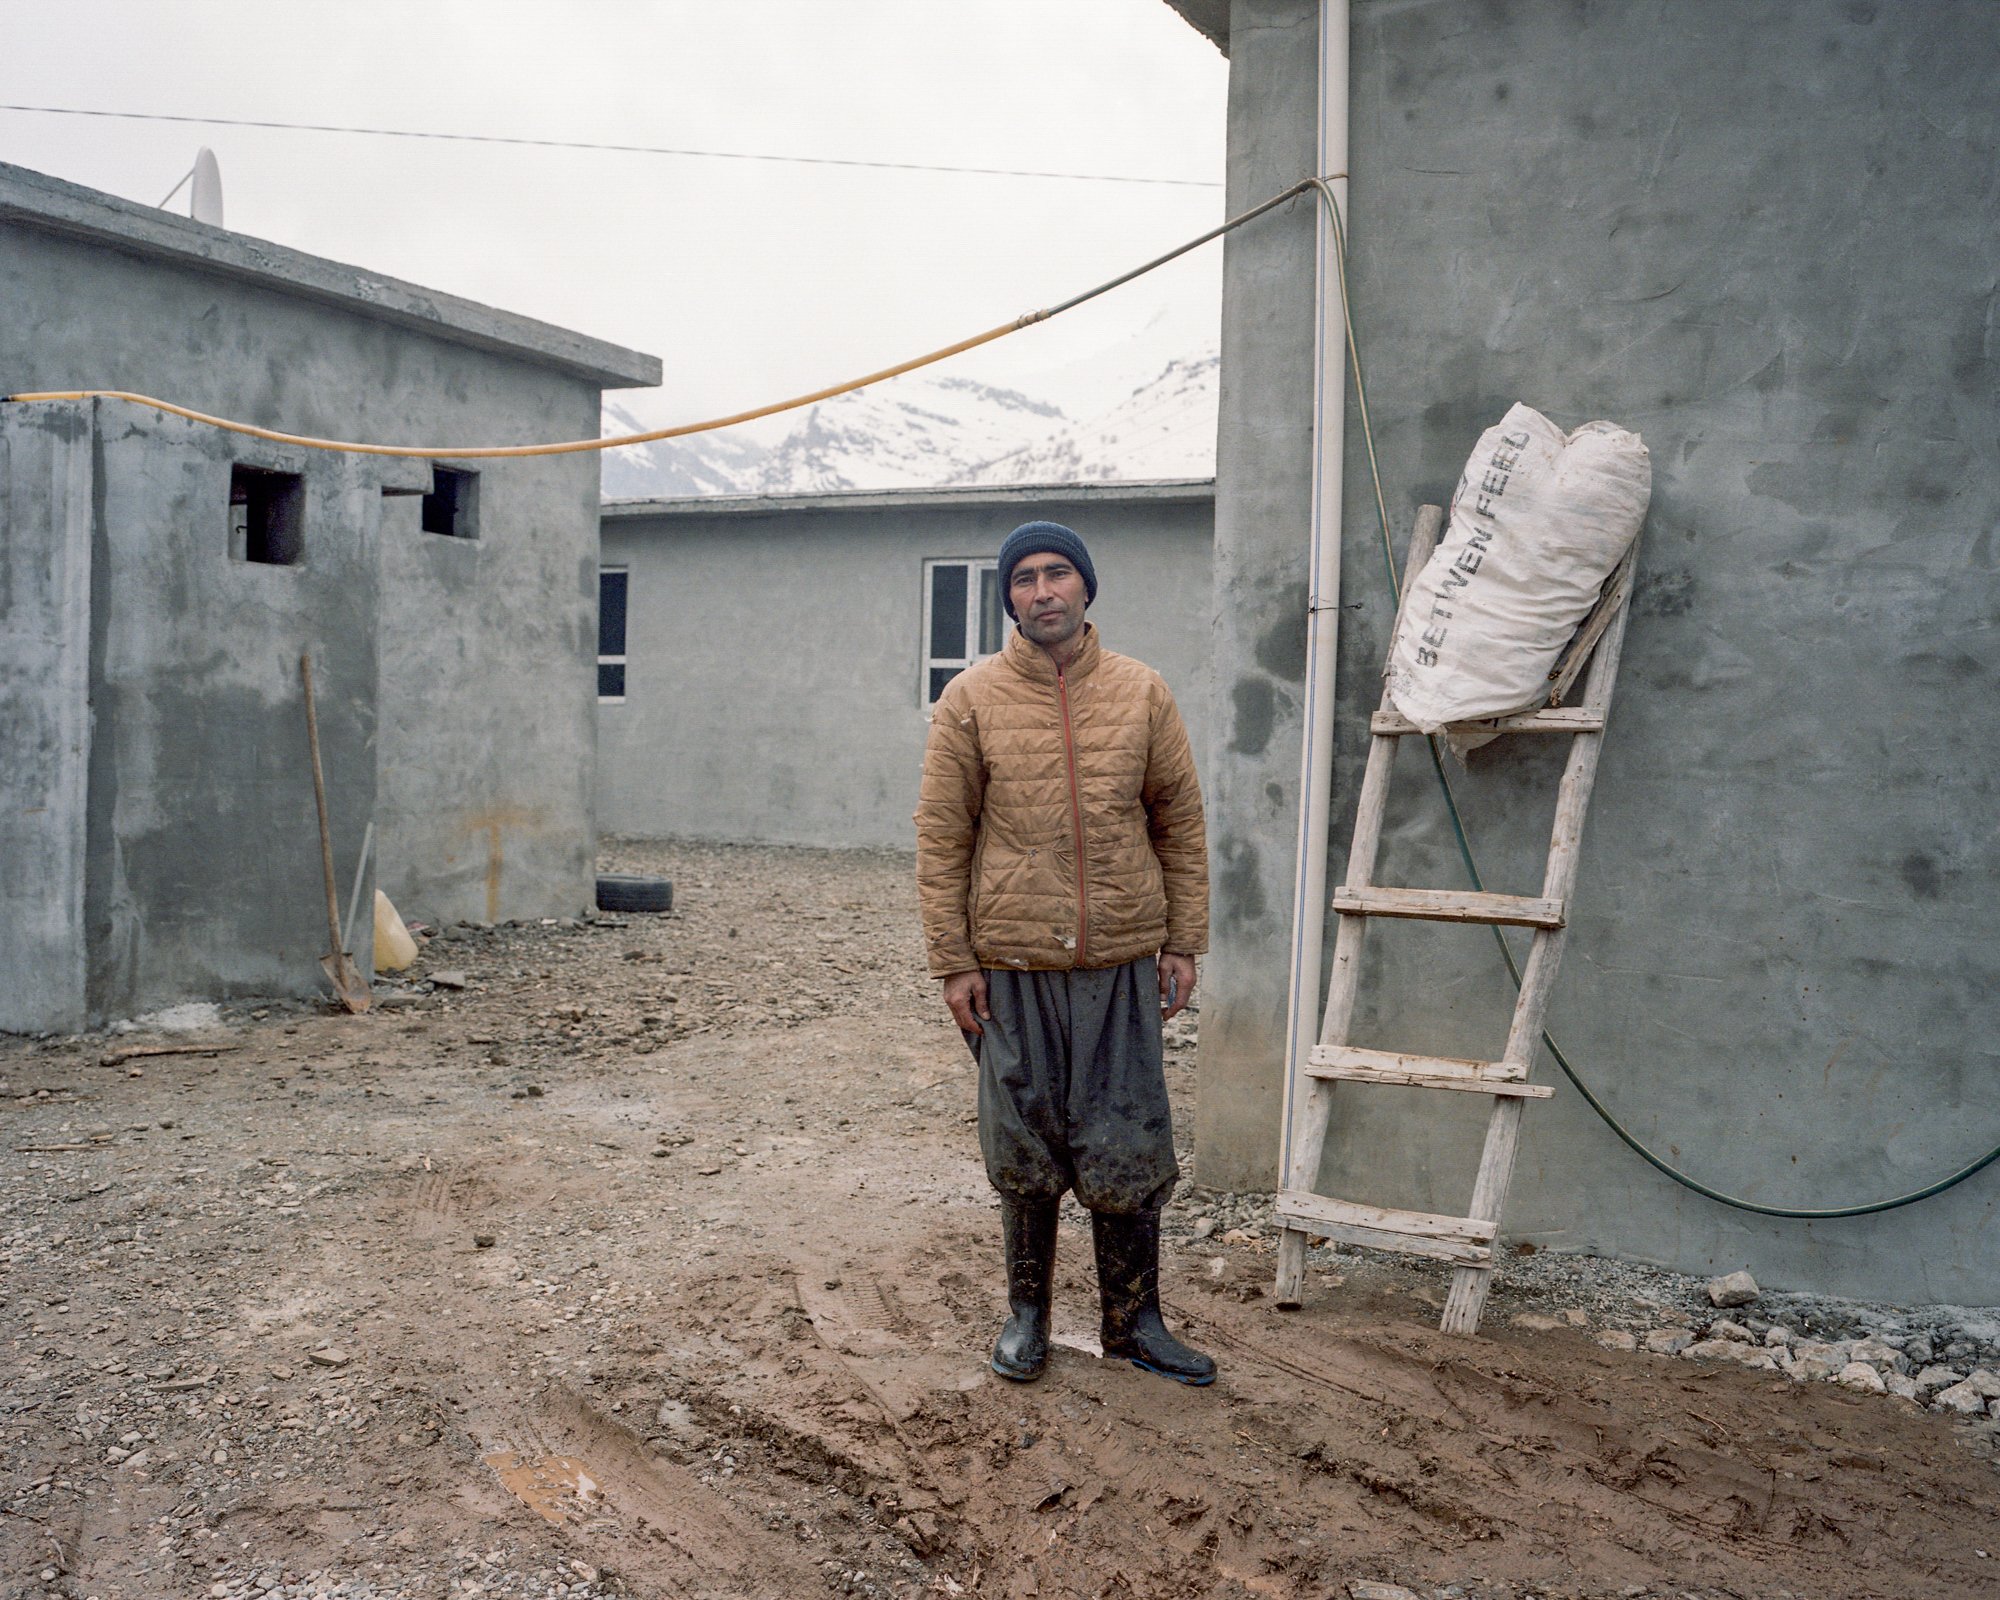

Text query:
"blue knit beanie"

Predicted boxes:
[[997, 521, 1097, 620]]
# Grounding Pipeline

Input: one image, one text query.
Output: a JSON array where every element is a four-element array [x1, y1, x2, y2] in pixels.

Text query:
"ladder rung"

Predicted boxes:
[[1370, 706, 1605, 737], [1307, 1045, 1555, 1098], [1331, 887, 1565, 929], [1276, 1191, 1495, 1266]]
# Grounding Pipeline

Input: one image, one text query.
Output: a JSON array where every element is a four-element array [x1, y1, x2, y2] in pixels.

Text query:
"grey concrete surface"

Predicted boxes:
[[597, 483, 1215, 848], [1161, 0, 1230, 53], [86, 408, 379, 1018], [1192, 0, 1325, 1194], [1197, 0, 2000, 1303], [0, 405, 93, 1032], [370, 383, 609, 936], [0, 163, 657, 1030]]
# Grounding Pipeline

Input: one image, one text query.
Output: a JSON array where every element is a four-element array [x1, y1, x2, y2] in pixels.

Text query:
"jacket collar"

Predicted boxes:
[[1003, 620, 1101, 685]]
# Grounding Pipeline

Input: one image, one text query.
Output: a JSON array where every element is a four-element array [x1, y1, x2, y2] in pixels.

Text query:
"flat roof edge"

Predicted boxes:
[[602, 479, 1217, 519], [1160, 0, 1229, 55], [0, 162, 661, 390]]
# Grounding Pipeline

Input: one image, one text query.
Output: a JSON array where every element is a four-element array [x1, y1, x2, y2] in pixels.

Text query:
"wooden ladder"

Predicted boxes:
[[1273, 503, 1639, 1336]]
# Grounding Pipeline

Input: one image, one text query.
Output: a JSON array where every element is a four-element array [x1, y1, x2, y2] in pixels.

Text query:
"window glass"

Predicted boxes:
[[599, 570, 628, 657], [922, 558, 1003, 704], [979, 567, 1004, 655], [929, 563, 967, 660], [599, 568, 629, 702]]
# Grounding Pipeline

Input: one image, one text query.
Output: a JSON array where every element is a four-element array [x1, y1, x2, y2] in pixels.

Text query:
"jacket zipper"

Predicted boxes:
[[1057, 662, 1088, 966]]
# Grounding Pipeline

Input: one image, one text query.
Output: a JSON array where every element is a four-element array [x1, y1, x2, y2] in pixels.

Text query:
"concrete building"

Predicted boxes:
[[0, 162, 659, 1034], [596, 482, 1214, 847], [1168, 0, 2000, 1303]]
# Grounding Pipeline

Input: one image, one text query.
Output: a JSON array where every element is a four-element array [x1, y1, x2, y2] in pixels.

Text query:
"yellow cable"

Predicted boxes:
[[2, 178, 1322, 461], [3, 317, 1040, 460]]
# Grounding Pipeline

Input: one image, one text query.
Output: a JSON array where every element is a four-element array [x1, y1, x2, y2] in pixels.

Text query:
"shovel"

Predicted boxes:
[[300, 651, 371, 1013]]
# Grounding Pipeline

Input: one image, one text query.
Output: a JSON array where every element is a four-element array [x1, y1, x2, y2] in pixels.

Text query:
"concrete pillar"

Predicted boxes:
[[1193, 0, 1322, 1191], [0, 402, 94, 1033]]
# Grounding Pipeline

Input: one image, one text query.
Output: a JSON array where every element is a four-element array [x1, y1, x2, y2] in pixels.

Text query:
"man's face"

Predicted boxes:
[[1009, 553, 1088, 651]]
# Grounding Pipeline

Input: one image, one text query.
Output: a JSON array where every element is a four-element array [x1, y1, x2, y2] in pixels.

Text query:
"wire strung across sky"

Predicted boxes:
[[0, 103, 1222, 189]]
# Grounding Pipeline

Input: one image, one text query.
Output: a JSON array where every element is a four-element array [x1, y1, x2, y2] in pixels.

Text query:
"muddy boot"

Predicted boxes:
[[1092, 1209, 1216, 1386], [991, 1196, 1060, 1381]]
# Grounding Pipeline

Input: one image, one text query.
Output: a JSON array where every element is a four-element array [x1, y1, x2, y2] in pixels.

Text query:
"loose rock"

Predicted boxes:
[[1934, 1380, 1989, 1415], [1682, 1339, 1777, 1370], [1849, 1335, 1909, 1374]]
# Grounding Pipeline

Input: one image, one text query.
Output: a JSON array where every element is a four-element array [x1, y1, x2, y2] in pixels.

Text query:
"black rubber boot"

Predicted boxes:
[[1092, 1209, 1216, 1386], [991, 1196, 1060, 1381]]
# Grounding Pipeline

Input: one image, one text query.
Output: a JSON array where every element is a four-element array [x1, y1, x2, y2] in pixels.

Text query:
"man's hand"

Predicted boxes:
[[1159, 953, 1197, 1021], [942, 970, 991, 1037]]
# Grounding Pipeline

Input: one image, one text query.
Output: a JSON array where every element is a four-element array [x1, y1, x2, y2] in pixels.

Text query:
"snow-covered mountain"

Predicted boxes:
[[599, 405, 771, 499], [599, 351, 1216, 499], [751, 376, 1065, 495], [963, 354, 1218, 487]]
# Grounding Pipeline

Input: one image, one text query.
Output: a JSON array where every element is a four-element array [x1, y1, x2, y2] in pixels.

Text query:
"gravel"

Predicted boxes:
[[4, 838, 1997, 1600]]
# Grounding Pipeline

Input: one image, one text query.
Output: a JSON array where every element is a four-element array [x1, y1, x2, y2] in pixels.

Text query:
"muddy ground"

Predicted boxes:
[[3, 842, 1998, 1600]]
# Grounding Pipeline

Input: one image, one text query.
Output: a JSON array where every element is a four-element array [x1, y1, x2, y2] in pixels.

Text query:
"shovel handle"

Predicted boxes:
[[300, 652, 344, 957]]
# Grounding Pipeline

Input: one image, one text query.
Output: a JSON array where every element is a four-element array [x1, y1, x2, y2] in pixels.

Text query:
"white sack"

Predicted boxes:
[[1386, 403, 1650, 733]]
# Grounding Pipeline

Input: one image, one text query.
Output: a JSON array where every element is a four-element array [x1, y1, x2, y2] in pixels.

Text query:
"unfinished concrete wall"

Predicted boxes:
[[1194, 0, 1324, 1192], [0, 165, 655, 992], [0, 404, 93, 1032], [1, 224, 609, 936], [86, 405, 380, 1018], [370, 387, 607, 932], [1199, 0, 2000, 1303], [597, 487, 1215, 848]]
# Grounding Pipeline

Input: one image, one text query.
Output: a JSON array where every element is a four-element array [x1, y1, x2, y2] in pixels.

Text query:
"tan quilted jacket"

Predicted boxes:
[[915, 623, 1208, 977]]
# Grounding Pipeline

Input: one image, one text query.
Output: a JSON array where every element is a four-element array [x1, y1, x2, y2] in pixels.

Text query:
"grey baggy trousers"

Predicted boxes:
[[974, 955, 1179, 1215]]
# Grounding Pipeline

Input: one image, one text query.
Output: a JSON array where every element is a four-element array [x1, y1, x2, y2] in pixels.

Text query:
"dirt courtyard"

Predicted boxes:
[[3, 841, 1997, 1600]]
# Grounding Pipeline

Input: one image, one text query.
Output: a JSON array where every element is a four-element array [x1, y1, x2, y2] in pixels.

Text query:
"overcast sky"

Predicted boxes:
[[2, 0, 1229, 431]]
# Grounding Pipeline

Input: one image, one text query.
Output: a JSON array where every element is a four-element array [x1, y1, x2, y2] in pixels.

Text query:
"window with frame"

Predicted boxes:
[[922, 558, 1004, 704], [598, 566, 628, 702]]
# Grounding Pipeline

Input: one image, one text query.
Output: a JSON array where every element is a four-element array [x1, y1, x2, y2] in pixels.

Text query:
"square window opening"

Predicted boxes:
[[421, 466, 479, 538], [229, 465, 305, 565]]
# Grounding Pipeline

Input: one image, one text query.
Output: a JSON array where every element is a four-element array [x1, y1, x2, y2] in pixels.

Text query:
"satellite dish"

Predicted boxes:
[[190, 148, 224, 227]]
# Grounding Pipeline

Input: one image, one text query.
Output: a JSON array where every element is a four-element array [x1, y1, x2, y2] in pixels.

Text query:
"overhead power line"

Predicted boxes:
[[0, 102, 1222, 189]]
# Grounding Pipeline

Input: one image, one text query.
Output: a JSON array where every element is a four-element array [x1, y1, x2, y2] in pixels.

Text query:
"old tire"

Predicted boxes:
[[596, 873, 673, 914]]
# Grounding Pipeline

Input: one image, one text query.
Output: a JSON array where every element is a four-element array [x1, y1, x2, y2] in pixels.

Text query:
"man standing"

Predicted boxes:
[[915, 521, 1214, 1386]]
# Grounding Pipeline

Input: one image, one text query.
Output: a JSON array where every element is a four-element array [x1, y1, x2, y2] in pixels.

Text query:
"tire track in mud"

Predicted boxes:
[[376, 1157, 832, 1597], [762, 1249, 1373, 1594], [769, 1241, 1657, 1594], [406, 1163, 493, 1241], [721, 1250, 1315, 1592], [397, 1162, 1996, 1600], [245, 1134, 2000, 1600]]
